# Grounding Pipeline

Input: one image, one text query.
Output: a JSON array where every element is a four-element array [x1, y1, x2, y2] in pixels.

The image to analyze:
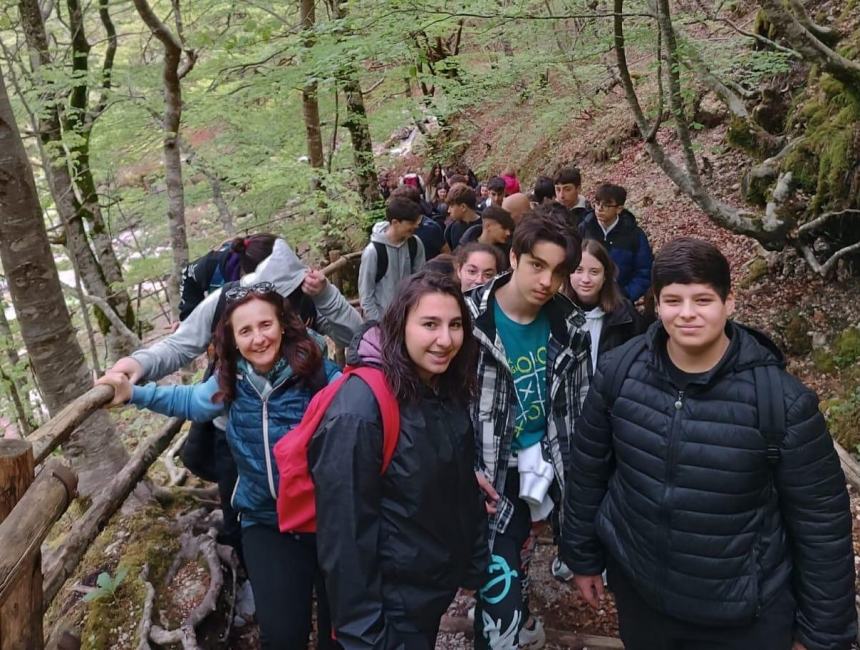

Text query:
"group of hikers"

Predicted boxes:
[[96, 164, 856, 650]]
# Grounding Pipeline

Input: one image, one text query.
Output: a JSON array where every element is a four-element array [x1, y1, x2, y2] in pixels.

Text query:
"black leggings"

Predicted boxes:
[[242, 525, 335, 650]]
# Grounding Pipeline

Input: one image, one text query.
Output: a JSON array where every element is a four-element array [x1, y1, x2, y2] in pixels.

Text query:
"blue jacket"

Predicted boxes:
[[580, 210, 653, 302], [131, 359, 341, 528]]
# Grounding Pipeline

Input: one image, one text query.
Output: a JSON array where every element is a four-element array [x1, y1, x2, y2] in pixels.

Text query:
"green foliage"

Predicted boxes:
[[783, 75, 860, 208], [82, 567, 129, 603], [833, 327, 860, 368], [824, 387, 860, 451]]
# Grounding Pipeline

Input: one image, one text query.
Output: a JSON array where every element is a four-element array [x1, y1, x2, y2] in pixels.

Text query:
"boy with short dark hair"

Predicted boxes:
[[358, 196, 425, 321], [554, 166, 592, 227], [580, 182, 653, 302], [532, 175, 555, 206], [487, 176, 507, 208], [461, 206, 515, 247], [444, 183, 482, 251], [562, 237, 856, 650], [466, 212, 591, 649], [391, 184, 444, 260]]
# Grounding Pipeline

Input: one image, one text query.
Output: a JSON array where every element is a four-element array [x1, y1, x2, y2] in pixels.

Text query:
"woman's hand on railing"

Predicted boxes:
[[95, 373, 133, 406], [102, 356, 144, 384]]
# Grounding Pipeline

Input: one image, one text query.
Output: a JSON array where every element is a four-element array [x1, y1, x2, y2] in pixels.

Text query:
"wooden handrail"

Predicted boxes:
[[0, 459, 76, 650], [0, 461, 77, 601], [43, 416, 184, 607], [29, 385, 115, 464]]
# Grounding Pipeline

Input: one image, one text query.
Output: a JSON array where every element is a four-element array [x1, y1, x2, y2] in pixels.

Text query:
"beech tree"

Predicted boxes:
[[17, 0, 137, 358], [131, 0, 197, 315], [0, 69, 129, 497]]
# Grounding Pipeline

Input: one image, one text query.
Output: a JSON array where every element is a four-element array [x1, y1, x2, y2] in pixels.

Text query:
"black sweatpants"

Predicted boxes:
[[474, 470, 534, 649], [242, 524, 335, 650], [607, 558, 797, 650]]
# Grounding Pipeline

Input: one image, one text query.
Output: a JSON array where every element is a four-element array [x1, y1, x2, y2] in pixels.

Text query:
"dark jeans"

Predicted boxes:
[[607, 558, 796, 650], [242, 525, 335, 650], [475, 470, 533, 649]]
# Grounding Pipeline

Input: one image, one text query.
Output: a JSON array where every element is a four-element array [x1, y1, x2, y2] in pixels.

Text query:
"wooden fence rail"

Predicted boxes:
[[0, 452, 77, 650]]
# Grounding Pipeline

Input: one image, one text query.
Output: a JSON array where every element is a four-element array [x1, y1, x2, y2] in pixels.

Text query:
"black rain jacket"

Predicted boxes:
[[561, 321, 856, 650], [308, 325, 488, 649]]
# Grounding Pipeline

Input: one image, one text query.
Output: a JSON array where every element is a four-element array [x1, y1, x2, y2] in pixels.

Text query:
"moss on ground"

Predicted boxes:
[[52, 505, 181, 650]]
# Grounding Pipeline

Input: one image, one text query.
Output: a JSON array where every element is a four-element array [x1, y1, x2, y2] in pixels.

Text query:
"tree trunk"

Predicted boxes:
[[17, 0, 135, 359], [0, 71, 129, 497], [612, 0, 791, 249], [65, 0, 134, 336], [0, 302, 34, 435], [131, 0, 196, 316], [328, 0, 381, 209], [300, 0, 325, 174]]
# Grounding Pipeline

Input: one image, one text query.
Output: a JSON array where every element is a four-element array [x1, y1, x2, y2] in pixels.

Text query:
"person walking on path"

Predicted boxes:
[[310, 272, 488, 649], [99, 285, 342, 649], [562, 237, 856, 650], [467, 212, 591, 649]]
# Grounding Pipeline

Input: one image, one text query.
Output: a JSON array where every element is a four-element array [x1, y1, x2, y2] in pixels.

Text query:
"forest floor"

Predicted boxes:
[[53, 67, 860, 650]]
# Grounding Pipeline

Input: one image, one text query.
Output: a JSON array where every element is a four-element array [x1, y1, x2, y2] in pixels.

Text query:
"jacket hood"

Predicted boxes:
[[645, 319, 784, 377], [250, 238, 308, 298], [346, 321, 384, 368], [370, 221, 411, 247]]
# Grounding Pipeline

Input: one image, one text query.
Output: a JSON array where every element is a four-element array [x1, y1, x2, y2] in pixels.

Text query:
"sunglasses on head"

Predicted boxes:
[[225, 281, 276, 303]]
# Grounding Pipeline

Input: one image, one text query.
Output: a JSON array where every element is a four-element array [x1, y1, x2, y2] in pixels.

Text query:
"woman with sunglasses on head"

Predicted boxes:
[[308, 271, 488, 649], [97, 282, 340, 649]]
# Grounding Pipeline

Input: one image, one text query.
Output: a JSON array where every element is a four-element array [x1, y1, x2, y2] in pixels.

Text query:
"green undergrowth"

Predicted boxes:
[[812, 327, 860, 451], [44, 503, 182, 650]]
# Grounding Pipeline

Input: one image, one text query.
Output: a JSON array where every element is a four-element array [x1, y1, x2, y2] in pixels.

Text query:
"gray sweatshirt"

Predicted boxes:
[[358, 221, 426, 322], [131, 239, 362, 382]]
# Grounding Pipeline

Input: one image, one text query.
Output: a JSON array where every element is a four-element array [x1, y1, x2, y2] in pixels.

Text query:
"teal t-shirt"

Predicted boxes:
[[493, 302, 551, 451]]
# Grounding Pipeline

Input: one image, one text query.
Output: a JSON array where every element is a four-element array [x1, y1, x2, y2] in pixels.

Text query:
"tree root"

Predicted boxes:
[[163, 430, 189, 486], [137, 506, 238, 649], [137, 565, 155, 650]]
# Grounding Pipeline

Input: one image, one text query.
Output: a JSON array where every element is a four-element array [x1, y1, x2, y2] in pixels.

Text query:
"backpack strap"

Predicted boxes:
[[754, 365, 786, 467], [373, 241, 389, 284], [407, 236, 418, 269], [344, 366, 401, 473], [606, 337, 648, 408]]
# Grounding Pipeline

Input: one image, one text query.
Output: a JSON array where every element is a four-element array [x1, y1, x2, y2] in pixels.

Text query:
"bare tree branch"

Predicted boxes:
[[759, 0, 860, 89], [798, 209, 860, 235], [800, 241, 860, 277], [59, 282, 143, 349]]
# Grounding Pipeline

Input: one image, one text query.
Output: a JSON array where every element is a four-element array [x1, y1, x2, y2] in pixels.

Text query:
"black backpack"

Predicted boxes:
[[605, 338, 786, 466], [373, 238, 418, 283]]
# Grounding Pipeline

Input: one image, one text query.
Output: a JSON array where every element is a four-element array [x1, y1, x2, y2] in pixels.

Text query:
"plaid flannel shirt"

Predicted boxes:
[[466, 273, 591, 550]]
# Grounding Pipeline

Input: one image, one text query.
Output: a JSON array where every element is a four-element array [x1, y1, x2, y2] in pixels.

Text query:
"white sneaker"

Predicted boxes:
[[519, 616, 546, 649], [551, 556, 574, 582]]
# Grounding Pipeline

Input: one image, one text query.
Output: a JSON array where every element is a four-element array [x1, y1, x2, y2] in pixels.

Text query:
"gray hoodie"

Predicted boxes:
[[358, 221, 425, 322], [132, 239, 362, 382]]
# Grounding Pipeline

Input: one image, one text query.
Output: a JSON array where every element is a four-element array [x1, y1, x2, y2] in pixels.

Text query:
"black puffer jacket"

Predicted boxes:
[[309, 326, 488, 648], [561, 322, 855, 650]]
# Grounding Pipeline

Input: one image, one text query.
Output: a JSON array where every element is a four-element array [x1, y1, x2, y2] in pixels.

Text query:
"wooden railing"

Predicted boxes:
[[0, 384, 184, 650]]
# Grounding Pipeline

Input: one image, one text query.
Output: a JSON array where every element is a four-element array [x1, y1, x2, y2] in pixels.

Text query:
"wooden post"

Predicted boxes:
[[0, 439, 34, 522], [0, 442, 75, 650]]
